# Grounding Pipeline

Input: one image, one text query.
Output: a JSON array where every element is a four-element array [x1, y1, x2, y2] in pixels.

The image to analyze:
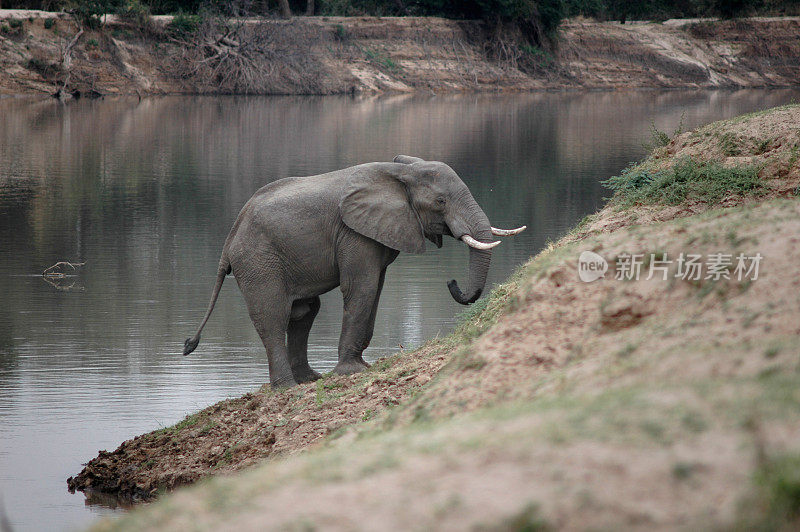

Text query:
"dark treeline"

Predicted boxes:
[[7, 0, 800, 18], [3, 0, 799, 47]]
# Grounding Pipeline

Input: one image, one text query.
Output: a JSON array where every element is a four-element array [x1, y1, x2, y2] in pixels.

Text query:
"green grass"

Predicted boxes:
[[364, 48, 398, 71], [478, 502, 551, 531], [720, 132, 741, 156], [754, 137, 773, 155], [603, 157, 762, 207], [751, 453, 800, 528], [152, 410, 210, 436], [789, 144, 800, 169]]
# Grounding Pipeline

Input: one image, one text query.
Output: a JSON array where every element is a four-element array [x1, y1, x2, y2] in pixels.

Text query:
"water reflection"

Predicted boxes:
[[1, 89, 798, 531]]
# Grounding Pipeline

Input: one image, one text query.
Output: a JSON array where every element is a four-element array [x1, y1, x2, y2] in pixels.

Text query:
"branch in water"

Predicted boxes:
[[42, 261, 86, 278]]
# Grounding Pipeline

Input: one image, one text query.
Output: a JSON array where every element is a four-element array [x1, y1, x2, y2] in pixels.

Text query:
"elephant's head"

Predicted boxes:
[[339, 155, 525, 305]]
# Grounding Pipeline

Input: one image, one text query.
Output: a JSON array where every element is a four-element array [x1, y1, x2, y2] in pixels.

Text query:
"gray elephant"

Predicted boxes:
[[183, 156, 525, 387]]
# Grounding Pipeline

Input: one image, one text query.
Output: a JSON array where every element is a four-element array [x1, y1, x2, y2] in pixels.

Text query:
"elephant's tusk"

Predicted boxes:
[[461, 235, 501, 250], [491, 225, 527, 236]]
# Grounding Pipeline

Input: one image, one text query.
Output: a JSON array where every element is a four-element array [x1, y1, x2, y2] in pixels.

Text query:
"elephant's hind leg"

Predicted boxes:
[[239, 279, 296, 388], [288, 297, 322, 383]]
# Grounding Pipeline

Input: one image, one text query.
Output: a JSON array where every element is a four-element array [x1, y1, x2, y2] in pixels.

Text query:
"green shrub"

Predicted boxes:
[[167, 12, 201, 37], [642, 114, 684, 152], [27, 57, 52, 73], [66, 0, 121, 28], [364, 48, 398, 71], [603, 157, 762, 206], [86, 37, 100, 47], [44, 18, 55, 29], [520, 44, 554, 68], [117, 0, 153, 28], [8, 18, 22, 29], [333, 23, 348, 40]]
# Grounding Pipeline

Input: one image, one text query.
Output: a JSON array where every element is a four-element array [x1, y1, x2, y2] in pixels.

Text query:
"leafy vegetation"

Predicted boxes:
[[562, 0, 799, 21], [364, 47, 398, 71], [604, 157, 762, 206], [166, 11, 200, 36], [9, 0, 797, 18], [642, 114, 683, 152], [751, 453, 800, 529]]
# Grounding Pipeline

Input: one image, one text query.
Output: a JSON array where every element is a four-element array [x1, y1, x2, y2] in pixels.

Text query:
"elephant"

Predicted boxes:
[[183, 155, 525, 387]]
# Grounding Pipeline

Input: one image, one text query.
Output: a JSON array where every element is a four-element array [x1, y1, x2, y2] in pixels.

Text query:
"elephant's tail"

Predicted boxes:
[[183, 256, 231, 356]]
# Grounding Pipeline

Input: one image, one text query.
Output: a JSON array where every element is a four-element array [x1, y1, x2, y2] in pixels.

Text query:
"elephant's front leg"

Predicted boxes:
[[334, 268, 386, 375]]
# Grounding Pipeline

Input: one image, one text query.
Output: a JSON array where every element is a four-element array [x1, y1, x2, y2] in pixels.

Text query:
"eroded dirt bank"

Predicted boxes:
[[0, 11, 799, 96], [72, 105, 800, 530]]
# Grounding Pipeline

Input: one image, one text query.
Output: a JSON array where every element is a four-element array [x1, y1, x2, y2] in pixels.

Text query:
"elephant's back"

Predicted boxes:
[[246, 172, 344, 221], [225, 172, 344, 269]]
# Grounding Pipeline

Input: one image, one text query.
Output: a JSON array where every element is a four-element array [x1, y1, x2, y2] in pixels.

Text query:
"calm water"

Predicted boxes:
[[1, 89, 798, 531]]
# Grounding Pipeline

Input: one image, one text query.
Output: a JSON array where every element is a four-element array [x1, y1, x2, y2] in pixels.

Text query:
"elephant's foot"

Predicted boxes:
[[270, 374, 299, 389], [293, 366, 322, 383], [333, 357, 370, 375]]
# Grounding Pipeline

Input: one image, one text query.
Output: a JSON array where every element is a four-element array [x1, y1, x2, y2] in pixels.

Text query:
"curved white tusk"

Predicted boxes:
[[491, 225, 527, 236], [461, 235, 501, 250]]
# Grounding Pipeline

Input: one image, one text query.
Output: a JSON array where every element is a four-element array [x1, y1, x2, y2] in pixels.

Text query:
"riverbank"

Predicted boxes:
[[72, 104, 800, 530], [0, 12, 799, 96]]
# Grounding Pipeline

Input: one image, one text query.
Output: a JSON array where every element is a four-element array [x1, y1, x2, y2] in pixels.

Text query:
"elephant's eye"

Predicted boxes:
[[435, 197, 446, 207]]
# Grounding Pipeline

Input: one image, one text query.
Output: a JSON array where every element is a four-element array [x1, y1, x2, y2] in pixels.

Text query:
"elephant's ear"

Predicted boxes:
[[340, 167, 426, 254]]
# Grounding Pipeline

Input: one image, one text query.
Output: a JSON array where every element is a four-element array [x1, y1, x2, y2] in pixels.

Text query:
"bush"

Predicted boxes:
[[44, 18, 55, 29], [27, 57, 50, 72], [167, 11, 201, 36], [65, 0, 122, 28], [603, 157, 762, 206], [117, 0, 153, 27], [561, 0, 790, 22]]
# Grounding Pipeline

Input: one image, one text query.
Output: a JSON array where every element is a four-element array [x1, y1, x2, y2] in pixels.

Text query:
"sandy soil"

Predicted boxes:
[[0, 12, 798, 96], [69, 105, 800, 530]]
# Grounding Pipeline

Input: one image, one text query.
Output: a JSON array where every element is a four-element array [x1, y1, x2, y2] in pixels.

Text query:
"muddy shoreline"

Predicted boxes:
[[0, 12, 799, 97], [67, 345, 448, 503]]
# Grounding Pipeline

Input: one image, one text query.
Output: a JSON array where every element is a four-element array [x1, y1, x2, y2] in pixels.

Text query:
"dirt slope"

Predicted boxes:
[[0, 12, 798, 96], [74, 105, 800, 530]]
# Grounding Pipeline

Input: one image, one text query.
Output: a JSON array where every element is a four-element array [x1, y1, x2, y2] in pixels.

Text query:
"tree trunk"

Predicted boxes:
[[305, 0, 314, 15], [279, 0, 292, 18]]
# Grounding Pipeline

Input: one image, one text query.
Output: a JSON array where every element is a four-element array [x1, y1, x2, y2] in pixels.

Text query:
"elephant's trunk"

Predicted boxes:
[[448, 201, 494, 305]]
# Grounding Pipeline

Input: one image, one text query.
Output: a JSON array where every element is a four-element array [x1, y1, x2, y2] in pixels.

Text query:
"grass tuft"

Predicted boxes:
[[478, 502, 551, 531]]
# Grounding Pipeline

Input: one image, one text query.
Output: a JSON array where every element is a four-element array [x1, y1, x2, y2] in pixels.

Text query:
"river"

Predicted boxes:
[[1, 89, 798, 531]]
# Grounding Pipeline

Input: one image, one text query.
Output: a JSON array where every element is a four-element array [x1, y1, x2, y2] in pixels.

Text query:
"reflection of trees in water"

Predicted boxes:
[[1, 89, 799, 372]]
